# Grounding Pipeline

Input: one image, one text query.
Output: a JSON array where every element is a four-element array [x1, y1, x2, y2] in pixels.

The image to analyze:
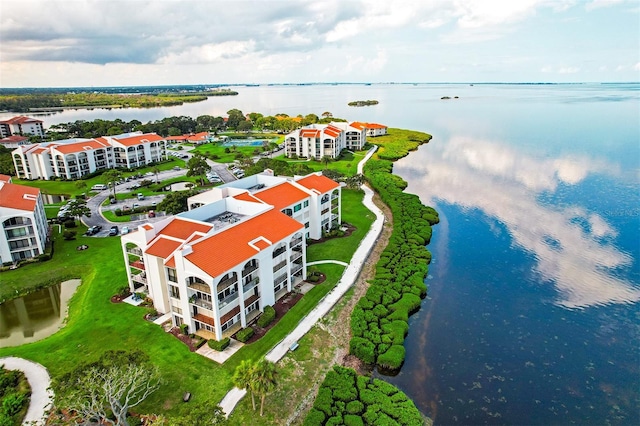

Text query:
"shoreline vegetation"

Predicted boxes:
[[0, 114, 438, 424], [0, 89, 238, 113], [347, 100, 379, 107]]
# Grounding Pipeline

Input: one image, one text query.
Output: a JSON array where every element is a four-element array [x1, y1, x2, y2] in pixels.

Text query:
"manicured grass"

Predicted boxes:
[[192, 144, 266, 163], [306, 189, 374, 263], [0, 183, 375, 419]]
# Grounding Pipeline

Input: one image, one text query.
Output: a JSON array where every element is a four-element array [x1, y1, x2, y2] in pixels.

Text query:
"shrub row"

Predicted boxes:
[[303, 366, 424, 426], [207, 337, 230, 351], [235, 327, 254, 343], [257, 305, 276, 327], [349, 133, 439, 370]]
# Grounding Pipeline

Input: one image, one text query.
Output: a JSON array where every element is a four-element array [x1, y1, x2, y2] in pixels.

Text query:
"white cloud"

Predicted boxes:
[[585, 0, 626, 11], [558, 66, 580, 74], [396, 137, 638, 309], [158, 40, 257, 65]]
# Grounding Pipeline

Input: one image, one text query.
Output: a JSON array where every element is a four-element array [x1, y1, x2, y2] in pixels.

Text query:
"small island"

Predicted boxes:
[[347, 99, 379, 107]]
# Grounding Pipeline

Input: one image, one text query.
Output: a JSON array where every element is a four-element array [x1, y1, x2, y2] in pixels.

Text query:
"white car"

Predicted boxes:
[[121, 226, 130, 235]]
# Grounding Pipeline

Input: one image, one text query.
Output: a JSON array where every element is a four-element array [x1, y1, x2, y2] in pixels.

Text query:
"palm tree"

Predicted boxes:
[[252, 359, 278, 416], [152, 165, 160, 184], [232, 359, 256, 411], [321, 155, 331, 169]]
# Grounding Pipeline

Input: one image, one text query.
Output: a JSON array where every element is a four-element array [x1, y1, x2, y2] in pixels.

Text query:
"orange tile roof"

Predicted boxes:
[[186, 209, 303, 278], [253, 182, 309, 209], [296, 174, 340, 194], [233, 192, 262, 203], [349, 121, 367, 130], [113, 133, 164, 147], [0, 174, 12, 183], [146, 237, 183, 259], [158, 218, 213, 240], [0, 182, 39, 211], [366, 122, 387, 129], [51, 139, 109, 154], [1, 116, 42, 125], [324, 126, 341, 138], [186, 132, 209, 141], [165, 256, 176, 268], [0, 135, 29, 143], [300, 129, 320, 138], [142, 224, 153, 231]]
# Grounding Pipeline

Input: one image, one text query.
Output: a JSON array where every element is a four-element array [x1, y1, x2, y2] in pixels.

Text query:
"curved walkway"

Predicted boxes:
[[0, 357, 53, 425], [307, 260, 349, 267], [219, 146, 382, 417]]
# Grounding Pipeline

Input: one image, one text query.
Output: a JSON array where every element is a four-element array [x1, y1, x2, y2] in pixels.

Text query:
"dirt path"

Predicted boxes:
[[285, 192, 393, 424]]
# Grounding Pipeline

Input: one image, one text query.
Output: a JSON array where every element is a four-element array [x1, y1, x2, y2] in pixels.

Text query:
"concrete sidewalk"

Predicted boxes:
[[0, 357, 53, 425], [219, 146, 384, 417]]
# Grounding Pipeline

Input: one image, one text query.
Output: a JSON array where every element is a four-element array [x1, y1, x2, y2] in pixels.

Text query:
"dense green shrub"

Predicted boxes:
[[235, 327, 254, 343], [305, 366, 424, 426], [207, 337, 230, 351], [257, 305, 276, 327], [303, 408, 325, 426], [377, 345, 406, 370]]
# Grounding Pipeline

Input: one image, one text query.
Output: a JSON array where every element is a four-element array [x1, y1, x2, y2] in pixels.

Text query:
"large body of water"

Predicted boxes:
[[4, 83, 638, 424]]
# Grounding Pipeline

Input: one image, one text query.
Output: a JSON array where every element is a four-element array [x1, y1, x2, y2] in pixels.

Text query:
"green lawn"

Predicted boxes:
[[306, 189, 373, 263], [0, 187, 374, 419], [192, 144, 266, 163]]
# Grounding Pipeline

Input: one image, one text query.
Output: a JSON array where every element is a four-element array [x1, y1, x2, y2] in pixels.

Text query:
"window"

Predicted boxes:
[[169, 285, 180, 299], [305, 222, 310, 229], [294, 203, 301, 212], [303, 200, 309, 208], [167, 268, 178, 282]]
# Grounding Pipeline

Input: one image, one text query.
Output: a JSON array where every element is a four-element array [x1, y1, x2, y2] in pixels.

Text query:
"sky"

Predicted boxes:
[[1, 0, 639, 87]]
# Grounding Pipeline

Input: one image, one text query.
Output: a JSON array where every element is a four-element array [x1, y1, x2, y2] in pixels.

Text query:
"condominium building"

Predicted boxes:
[[285, 122, 368, 159], [284, 121, 387, 160], [0, 175, 48, 264], [12, 132, 167, 180], [0, 116, 45, 139], [120, 171, 341, 341]]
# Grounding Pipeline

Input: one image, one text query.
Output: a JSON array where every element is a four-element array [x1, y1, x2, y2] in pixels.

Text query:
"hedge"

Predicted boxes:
[[257, 305, 276, 327], [348, 131, 439, 370], [235, 327, 254, 343], [207, 337, 230, 351]]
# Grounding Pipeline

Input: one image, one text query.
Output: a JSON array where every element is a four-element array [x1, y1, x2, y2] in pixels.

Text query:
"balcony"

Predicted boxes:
[[194, 313, 215, 327], [188, 280, 211, 293], [131, 272, 146, 284], [273, 259, 287, 273], [290, 237, 303, 247], [218, 293, 238, 309], [127, 247, 143, 256], [130, 259, 145, 270], [243, 277, 259, 293], [290, 251, 302, 262], [291, 263, 303, 275], [242, 263, 258, 277], [274, 273, 287, 286], [190, 297, 213, 311]]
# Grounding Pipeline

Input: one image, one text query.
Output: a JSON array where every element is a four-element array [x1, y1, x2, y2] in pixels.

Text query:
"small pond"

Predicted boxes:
[[0, 279, 81, 348]]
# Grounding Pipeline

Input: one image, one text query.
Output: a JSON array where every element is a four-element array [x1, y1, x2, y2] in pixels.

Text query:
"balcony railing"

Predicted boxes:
[[242, 277, 259, 293], [218, 293, 238, 309], [242, 264, 258, 277], [274, 273, 288, 286], [290, 237, 303, 247], [273, 259, 287, 273], [190, 297, 213, 311], [187, 280, 211, 293], [290, 251, 302, 262], [217, 277, 237, 292], [291, 264, 303, 275], [131, 273, 146, 284]]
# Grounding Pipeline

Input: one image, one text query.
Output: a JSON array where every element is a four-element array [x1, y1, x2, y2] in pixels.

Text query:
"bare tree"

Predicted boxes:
[[56, 351, 161, 426]]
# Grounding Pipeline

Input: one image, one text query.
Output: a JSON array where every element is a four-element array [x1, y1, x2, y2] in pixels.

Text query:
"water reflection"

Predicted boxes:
[[0, 279, 80, 347], [397, 136, 639, 309]]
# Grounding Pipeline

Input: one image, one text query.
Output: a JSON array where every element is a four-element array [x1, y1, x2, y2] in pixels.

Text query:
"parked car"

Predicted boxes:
[[121, 226, 130, 235], [137, 193, 145, 200], [148, 210, 156, 218], [108, 226, 119, 236], [173, 166, 181, 170], [85, 225, 102, 236]]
